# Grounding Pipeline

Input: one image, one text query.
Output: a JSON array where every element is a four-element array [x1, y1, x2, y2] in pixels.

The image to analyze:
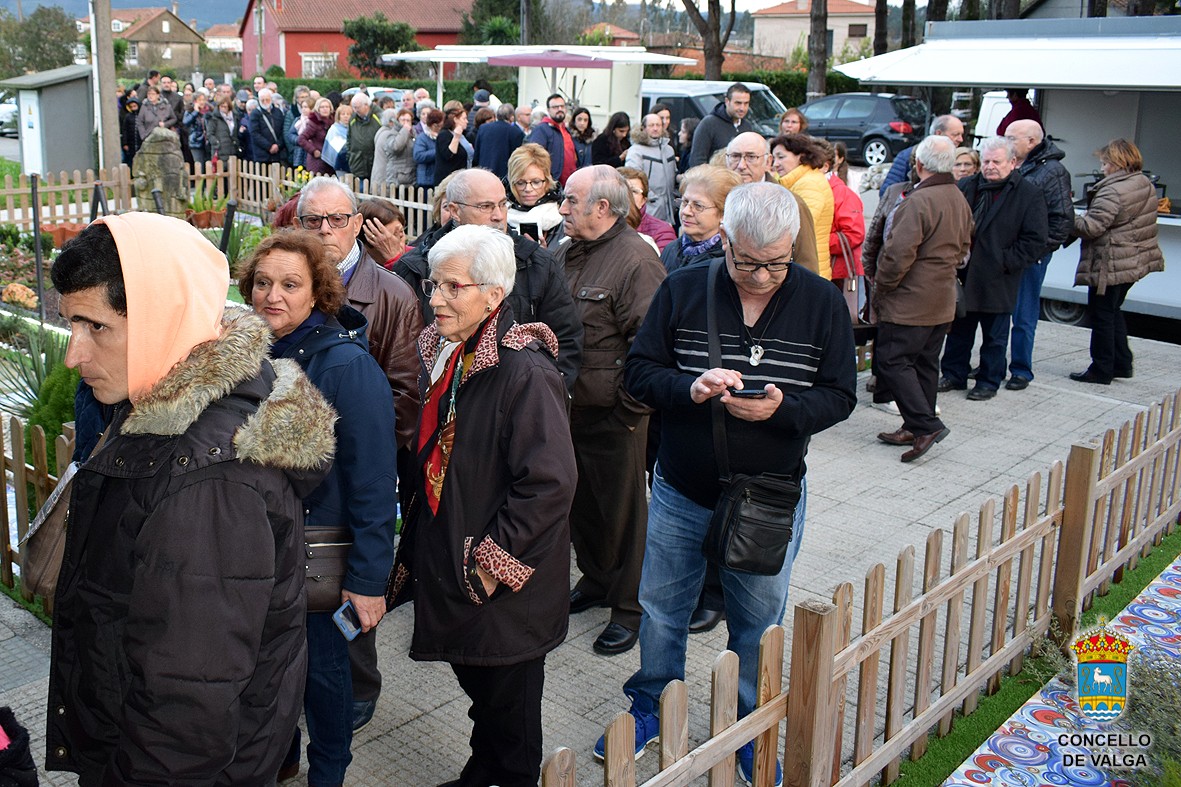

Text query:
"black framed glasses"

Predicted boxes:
[[513, 179, 546, 191], [297, 213, 355, 230], [727, 243, 792, 273], [421, 280, 490, 300]]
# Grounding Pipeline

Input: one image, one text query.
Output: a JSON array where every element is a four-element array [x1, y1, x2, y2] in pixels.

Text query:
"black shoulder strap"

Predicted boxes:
[[706, 258, 730, 482]]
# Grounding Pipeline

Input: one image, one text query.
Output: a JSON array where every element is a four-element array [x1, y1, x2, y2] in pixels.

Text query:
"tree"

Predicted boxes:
[[873, 0, 887, 54], [18, 6, 75, 73], [681, 0, 738, 80], [901, 0, 915, 47], [81, 33, 129, 72], [807, 0, 826, 100], [342, 13, 421, 78], [0, 10, 21, 78], [461, 0, 547, 44], [480, 16, 520, 44]]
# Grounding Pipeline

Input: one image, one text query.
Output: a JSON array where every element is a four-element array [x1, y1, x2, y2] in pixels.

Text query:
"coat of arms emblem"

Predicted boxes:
[[1071, 621, 1134, 723]]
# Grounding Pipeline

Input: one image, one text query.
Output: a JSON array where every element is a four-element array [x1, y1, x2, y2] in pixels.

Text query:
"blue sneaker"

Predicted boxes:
[[736, 741, 783, 786], [593, 703, 659, 762]]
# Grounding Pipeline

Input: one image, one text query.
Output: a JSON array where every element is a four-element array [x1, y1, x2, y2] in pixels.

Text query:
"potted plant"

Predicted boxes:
[[188, 183, 229, 229]]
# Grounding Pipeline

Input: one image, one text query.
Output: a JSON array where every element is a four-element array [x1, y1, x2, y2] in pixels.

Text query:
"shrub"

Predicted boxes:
[[27, 360, 79, 471]]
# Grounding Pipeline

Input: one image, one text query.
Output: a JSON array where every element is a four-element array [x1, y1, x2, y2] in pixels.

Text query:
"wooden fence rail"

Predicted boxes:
[[0, 417, 74, 616], [0, 157, 433, 239], [544, 386, 1181, 787]]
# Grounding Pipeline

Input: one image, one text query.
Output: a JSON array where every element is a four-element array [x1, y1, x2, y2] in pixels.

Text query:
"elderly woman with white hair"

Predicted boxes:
[[390, 224, 576, 787]]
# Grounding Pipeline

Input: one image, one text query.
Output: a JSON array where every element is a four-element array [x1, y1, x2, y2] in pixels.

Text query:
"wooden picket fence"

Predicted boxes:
[[0, 417, 74, 617], [0, 157, 433, 238], [546, 387, 1181, 787]]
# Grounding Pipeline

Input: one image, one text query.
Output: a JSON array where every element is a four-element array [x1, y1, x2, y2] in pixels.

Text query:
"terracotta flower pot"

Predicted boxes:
[[40, 223, 85, 249]]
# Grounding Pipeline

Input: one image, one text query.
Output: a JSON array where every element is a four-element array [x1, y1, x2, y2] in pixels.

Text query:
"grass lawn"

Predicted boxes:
[[891, 526, 1181, 787]]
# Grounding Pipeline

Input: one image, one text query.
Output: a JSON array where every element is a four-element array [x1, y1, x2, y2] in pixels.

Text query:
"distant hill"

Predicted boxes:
[[0, 0, 244, 33]]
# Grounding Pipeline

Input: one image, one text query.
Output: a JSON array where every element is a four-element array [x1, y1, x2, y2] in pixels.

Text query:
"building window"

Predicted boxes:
[[848, 23, 868, 38], [162, 46, 172, 60], [128, 42, 138, 65], [111, 19, 123, 32], [162, 20, 170, 33], [73, 42, 88, 62], [300, 52, 338, 78]]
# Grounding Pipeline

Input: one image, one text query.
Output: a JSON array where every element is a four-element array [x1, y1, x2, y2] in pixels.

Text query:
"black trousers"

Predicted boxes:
[[569, 406, 649, 630], [876, 322, 950, 436], [1086, 283, 1134, 381], [450, 657, 546, 787]]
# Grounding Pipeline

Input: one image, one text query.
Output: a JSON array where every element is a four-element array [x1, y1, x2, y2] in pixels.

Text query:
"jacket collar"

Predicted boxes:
[[913, 172, 956, 191], [417, 307, 559, 387], [567, 216, 628, 258], [343, 246, 383, 306], [111, 308, 336, 471]]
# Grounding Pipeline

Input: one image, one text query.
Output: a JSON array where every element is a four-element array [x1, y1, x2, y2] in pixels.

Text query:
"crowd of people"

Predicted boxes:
[[26, 76, 1163, 787]]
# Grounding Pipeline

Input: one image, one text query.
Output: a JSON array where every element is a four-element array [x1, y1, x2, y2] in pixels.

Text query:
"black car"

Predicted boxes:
[[799, 93, 928, 166]]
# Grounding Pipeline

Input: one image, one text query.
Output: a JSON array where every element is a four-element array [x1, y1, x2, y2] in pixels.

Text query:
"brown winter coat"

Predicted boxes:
[[344, 248, 424, 450], [874, 173, 974, 326], [1073, 170, 1164, 295], [556, 218, 666, 424]]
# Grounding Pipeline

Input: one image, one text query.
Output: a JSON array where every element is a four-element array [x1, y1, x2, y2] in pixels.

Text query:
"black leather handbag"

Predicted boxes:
[[700, 259, 800, 575], [304, 526, 351, 612]]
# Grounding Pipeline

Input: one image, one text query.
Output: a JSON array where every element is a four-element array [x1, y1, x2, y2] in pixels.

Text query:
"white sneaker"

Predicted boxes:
[[870, 400, 941, 416]]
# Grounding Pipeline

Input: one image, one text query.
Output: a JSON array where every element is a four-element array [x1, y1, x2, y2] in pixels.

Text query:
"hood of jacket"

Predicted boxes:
[[287, 305, 371, 359], [630, 127, 664, 147], [711, 101, 734, 123], [97, 212, 229, 403], [120, 307, 337, 478]]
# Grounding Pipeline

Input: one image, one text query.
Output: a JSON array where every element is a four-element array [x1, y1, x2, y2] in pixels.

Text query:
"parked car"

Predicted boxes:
[[641, 79, 789, 139], [341, 86, 405, 107], [799, 92, 927, 165], [0, 91, 17, 138]]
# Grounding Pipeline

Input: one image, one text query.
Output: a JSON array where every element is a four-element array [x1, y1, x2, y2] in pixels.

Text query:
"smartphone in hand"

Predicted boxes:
[[333, 599, 363, 641], [727, 387, 768, 399]]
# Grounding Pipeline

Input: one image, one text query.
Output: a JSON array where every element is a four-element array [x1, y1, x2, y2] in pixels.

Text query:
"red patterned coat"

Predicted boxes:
[[392, 307, 576, 666]]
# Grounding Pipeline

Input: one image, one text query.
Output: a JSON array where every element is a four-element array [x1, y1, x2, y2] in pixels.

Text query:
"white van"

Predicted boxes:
[[640, 79, 789, 138]]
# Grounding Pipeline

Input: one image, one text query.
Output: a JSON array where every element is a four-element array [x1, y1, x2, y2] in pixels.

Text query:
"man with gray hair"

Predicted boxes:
[[879, 114, 966, 195], [602, 180, 856, 782], [347, 92, 380, 181], [1003, 118, 1073, 390], [939, 136, 1047, 400], [248, 87, 285, 163], [555, 165, 665, 657], [873, 136, 973, 461]]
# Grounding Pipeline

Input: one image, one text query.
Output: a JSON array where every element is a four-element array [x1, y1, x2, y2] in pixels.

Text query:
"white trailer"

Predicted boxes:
[[838, 17, 1181, 322]]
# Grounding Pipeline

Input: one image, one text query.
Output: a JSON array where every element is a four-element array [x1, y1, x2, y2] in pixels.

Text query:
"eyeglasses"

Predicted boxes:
[[421, 279, 489, 299], [681, 200, 716, 214], [452, 199, 510, 215], [548, 103, 566, 111], [297, 213, 354, 230], [728, 245, 792, 273], [513, 179, 546, 191], [726, 152, 766, 164]]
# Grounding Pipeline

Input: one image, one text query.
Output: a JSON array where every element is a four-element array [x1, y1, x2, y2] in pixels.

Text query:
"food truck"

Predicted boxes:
[[838, 16, 1181, 323]]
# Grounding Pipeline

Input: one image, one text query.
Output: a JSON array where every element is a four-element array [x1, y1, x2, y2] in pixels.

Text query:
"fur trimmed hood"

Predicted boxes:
[[121, 307, 337, 471]]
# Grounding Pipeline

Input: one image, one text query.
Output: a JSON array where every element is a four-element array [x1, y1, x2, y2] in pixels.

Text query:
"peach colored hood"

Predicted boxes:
[[96, 213, 229, 403]]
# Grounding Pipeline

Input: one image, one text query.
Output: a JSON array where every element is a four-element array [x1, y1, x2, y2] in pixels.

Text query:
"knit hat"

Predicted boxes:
[[474, 89, 491, 103], [236, 89, 249, 102]]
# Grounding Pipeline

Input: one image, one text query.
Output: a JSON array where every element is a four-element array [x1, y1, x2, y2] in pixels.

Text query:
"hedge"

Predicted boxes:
[[233, 77, 519, 108], [680, 70, 861, 108]]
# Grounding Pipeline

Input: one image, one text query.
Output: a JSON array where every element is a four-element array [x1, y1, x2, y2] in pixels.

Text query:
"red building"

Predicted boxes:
[[238, 0, 472, 80]]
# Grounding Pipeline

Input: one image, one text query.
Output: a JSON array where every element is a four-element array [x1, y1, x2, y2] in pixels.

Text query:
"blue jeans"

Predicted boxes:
[[1009, 254, 1051, 381], [305, 612, 353, 786], [623, 471, 806, 719]]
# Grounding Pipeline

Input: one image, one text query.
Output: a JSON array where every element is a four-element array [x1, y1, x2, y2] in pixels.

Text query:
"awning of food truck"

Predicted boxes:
[[835, 17, 1181, 92]]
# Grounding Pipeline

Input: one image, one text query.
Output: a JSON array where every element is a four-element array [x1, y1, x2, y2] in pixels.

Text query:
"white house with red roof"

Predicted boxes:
[[204, 23, 244, 54], [238, 0, 473, 79], [752, 0, 875, 60]]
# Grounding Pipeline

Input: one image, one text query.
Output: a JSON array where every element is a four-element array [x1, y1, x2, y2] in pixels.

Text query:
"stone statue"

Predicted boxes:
[[131, 127, 189, 217]]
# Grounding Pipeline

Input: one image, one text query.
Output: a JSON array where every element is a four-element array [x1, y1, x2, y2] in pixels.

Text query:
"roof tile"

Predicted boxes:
[[262, 0, 473, 33], [754, 0, 875, 15]]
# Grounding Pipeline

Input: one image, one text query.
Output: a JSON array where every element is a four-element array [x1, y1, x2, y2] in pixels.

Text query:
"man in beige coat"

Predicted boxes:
[[873, 136, 973, 462]]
